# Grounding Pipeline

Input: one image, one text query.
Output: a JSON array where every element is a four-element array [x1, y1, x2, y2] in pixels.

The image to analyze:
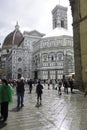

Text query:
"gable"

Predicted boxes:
[[27, 30, 45, 37]]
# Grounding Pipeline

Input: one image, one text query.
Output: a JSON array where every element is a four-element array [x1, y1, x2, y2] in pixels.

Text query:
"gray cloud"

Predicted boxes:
[[0, 0, 72, 47]]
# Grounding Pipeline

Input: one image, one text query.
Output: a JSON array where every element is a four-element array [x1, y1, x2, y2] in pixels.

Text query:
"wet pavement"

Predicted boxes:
[[0, 84, 87, 130]]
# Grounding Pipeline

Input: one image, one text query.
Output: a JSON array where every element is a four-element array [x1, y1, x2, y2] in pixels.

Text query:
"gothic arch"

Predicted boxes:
[[42, 53, 48, 62], [48, 52, 56, 61], [56, 51, 63, 61]]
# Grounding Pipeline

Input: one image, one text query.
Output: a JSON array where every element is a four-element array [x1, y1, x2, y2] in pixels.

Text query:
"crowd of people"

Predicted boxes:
[[0, 77, 75, 125], [46, 78, 75, 95], [0, 78, 44, 125]]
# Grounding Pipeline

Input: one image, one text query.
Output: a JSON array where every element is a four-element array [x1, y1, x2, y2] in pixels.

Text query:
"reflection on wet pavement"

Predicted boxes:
[[1, 84, 87, 130]]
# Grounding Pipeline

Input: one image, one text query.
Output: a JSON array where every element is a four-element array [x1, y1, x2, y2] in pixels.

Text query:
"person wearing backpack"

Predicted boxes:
[[36, 80, 43, 106]]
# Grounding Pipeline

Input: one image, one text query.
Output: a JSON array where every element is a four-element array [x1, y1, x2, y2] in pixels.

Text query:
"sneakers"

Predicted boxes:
[[39, 102, 42, 105], [16, 104, 24, 108], [21, 104, 24, 107], [16, 105, 20, 108], [0, 118, 7, 123], [2, 119, 7, 123]]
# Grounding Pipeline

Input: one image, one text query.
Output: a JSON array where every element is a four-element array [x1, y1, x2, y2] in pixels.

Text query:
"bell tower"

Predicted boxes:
[[52, 5, 68, 29]]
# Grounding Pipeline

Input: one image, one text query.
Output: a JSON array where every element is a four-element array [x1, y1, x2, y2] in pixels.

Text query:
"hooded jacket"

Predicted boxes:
[[0, 83, 14, 104]]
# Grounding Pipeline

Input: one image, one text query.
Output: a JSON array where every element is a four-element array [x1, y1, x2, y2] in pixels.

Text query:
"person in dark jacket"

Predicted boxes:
[[27, 79, 33, 94], [69, 78, 74, 93], [16, 78, 25, 108], [36, 80, 43, 106], [63, 79, 69, 94]]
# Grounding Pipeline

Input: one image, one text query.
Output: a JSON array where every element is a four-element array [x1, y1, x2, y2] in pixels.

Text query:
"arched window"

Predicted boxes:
[[49, 53, 55, 61], [57, 53, 63, 60], [61, 20, 64, 28], [42, 54, 48, 62], [51, 55, 54, 61]]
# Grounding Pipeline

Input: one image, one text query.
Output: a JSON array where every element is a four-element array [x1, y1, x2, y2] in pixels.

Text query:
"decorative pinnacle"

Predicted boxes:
[[15, 21, 19, 30]]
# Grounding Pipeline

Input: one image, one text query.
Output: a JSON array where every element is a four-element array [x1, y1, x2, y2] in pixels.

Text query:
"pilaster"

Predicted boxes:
[[69, 0, 84, 90]]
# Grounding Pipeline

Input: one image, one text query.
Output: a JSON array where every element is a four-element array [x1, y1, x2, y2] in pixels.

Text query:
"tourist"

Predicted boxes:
[[47, 79, 50, 89], [63, 79, 69, 94], [16, 78, 25, 108], [58, 79, 62, 95], [27, 79, 33, 94], [36, 80, 43, 106], [69, 78, 74, 93], [0, 79, 14, 123]]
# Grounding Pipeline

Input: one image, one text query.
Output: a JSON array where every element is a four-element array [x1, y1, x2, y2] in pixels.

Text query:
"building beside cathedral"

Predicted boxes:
[[1, 4, 74, 80], [32, 5, 74, 80]]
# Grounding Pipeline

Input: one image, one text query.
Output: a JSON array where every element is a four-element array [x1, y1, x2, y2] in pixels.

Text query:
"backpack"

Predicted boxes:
[[36, 84, 43, 94], [59, 81, 62, 86]]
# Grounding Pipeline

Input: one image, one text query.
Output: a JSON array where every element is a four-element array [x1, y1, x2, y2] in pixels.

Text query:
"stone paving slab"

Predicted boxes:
[[0, 84, 87, 130]]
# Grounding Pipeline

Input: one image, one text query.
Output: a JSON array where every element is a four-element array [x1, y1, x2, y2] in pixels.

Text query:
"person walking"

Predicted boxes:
[[0, 79, 14, 123], [36, 80, 43, 106], [27, 79, 33, 94], [47, 79, 50, 89], [52, 79, 55, 89], [63, 79, 69, 94], [69, 78, 74, 93], [43, 79, 46, 86], [58, 79, 62, 95], [16, 78, 25, 108]]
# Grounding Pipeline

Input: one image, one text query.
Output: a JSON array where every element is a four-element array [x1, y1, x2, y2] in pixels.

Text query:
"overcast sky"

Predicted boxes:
[[0, 0, 72, 47]]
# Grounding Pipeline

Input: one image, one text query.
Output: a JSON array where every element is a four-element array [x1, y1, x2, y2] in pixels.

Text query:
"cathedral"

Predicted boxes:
[[1, 24, 44, 79], [1, 4, 74, 80]]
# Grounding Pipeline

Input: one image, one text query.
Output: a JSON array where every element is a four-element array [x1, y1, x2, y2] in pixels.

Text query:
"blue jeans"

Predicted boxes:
[[17, 92, 24, 107]]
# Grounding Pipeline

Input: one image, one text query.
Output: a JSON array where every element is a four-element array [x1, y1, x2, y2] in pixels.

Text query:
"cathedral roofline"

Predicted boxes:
[[23, 30, 45, 37], [43, 27, 73, 38], [2, 23, 23, 49]]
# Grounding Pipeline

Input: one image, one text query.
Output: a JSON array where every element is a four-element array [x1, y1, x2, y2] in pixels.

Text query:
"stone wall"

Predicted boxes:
[[69, 0, 84, 90]]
